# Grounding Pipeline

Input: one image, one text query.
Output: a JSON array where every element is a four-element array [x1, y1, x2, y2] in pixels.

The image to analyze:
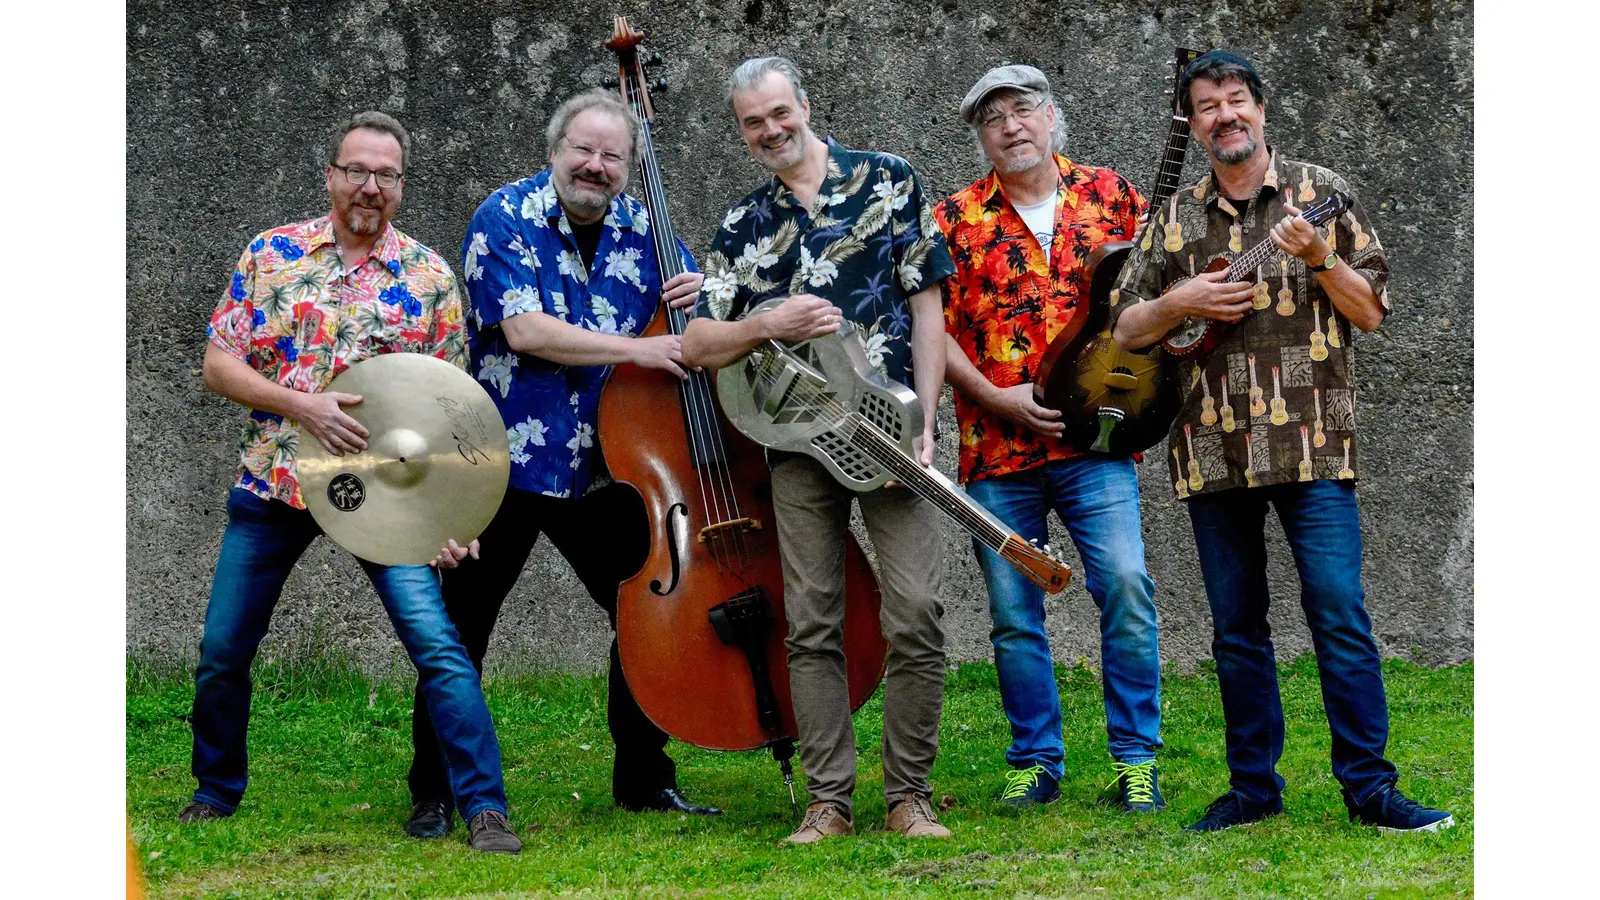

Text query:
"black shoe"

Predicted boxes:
[[1100, 760, 1166, 813], [618, 787, 723, 816], [1343, 786, 1455, 835], [405, 801, 452, 838], [998, 765, 1061, 808], [178, 801, 231, 823], [1185, 790, 1283, 832], [467, 809, 522, 854]]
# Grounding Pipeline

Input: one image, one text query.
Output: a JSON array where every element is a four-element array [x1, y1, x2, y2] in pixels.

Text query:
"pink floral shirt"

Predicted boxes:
[[206, 216, 467, 508]]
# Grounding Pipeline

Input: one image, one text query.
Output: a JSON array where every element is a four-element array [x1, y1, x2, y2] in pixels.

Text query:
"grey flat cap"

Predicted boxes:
[[960, 64, 1050, 123]]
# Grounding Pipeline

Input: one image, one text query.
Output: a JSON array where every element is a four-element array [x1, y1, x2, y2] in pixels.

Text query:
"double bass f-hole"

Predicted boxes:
[[649, 502, 689, 596]]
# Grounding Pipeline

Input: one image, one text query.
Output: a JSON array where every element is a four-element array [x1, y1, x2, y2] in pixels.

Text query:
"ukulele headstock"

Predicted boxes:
[[1301, 190, 1352, 226]]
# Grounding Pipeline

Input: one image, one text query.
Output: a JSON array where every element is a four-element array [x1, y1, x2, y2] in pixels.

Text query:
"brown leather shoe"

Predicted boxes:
[[886, 795, 953, 838], [780, 801, 854, 844], [467, 809, 522, 854]]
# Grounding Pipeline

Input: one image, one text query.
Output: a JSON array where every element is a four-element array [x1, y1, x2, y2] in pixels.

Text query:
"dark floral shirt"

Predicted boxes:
[[1111, 148, 1390, 499], [934, 155, 1146, 483], [695, 138, 955, 388]]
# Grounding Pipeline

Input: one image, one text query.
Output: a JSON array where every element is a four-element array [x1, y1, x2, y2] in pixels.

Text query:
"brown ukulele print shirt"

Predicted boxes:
[[1110, 148, 1389, 501]]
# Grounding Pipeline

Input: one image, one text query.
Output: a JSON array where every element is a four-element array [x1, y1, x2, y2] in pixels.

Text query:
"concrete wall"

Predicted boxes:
[[126, 0, 1473, 678]]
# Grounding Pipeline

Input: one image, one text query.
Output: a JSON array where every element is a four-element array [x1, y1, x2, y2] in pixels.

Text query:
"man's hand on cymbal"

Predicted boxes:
[[430, 538, 480, 570], [295, 391, 369, 456], [661, 272, 704, 310]]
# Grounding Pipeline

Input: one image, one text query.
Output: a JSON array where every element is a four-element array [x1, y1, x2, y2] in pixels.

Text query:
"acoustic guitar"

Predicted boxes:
[[1031, 46, 1202, 456]]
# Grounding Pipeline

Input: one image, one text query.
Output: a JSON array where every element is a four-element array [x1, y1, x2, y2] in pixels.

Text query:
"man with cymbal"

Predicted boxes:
[[185, 111, 522, 853], [1110, 50, 1453, 834], [682, 57, 957, 844], [933, 65, 1165, 814], [403, 89, 719, 840]]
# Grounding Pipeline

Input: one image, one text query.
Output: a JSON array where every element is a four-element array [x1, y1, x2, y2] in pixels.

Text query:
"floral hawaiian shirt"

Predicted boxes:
[[206, 216, 466, 509], [1111, 148, 1390, 499], [934, 155, 1146, 483], [695, 138, 955, 388], [462, 168, 696, 498]]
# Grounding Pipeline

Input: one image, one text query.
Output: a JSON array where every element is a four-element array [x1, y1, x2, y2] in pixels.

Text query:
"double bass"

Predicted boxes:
[[595, 18, 887, 769]]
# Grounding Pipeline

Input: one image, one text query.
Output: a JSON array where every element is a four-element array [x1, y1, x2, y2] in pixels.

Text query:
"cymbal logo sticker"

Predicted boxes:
[[328, 473, 366, 512]]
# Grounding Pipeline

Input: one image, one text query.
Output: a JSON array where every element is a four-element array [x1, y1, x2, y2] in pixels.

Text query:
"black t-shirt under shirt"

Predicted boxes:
[[571, 220, 603, 271]]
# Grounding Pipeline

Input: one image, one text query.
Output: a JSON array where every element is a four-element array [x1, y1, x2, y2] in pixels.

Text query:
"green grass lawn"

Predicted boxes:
[[127, 657, 1472, 898]]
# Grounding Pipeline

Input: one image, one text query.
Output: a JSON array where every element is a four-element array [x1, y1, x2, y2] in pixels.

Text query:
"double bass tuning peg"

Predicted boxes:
[[649, 76, 668, 92], [601, 75, 619, 89]]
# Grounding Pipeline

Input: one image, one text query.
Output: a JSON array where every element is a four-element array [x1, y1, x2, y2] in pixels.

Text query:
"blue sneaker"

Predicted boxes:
[[1344, 786, 1455, 835], [1101, 760, 1165, 813], [999, 765, 1061, 808], [1185, 790, 1283, 832]]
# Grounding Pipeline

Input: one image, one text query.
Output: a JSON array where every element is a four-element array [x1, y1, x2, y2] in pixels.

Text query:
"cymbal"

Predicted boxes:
[[298, 353, 510, 566]]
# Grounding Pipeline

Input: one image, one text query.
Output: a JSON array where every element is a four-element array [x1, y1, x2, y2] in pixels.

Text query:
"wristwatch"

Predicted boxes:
[[1309, 251, 1338, 272]]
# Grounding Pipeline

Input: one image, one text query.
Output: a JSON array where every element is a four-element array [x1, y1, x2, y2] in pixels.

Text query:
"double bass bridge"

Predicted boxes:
[[698, 517, 762, 543]]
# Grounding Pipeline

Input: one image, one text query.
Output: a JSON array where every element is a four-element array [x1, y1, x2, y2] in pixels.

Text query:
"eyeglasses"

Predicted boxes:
[[331, 163, 403, 189], [563, 140, 627, 167], [978, 101, 1045, 131]]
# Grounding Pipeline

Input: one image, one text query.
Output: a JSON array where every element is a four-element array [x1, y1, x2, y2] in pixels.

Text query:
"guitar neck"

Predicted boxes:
[[839, 414, 1014, 552], [1221, 197, 1346, 284], [1148, 114, 1192, 210]]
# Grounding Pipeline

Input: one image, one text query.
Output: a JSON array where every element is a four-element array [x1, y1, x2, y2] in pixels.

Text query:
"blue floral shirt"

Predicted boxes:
[[461, 169, 696, 497], [695, 138, 955, 387]]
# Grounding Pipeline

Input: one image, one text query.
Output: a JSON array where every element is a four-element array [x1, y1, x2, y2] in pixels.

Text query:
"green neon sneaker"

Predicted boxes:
[[1101, 760, 1165, 813], [998, 764, 1061, 808]]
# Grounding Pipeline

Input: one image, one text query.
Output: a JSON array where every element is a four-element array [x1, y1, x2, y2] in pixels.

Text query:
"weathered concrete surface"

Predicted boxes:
[[127, 0, 1473, 677]]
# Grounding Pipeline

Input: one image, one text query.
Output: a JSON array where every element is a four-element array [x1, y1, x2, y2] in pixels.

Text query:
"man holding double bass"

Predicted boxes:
[[1110, 50, 1453, 834], [933, 65, 1166, 814], [404, 89, 720, 841]]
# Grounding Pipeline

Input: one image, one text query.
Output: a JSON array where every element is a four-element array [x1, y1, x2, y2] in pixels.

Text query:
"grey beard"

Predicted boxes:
[[1213, 134, 1258, 165]]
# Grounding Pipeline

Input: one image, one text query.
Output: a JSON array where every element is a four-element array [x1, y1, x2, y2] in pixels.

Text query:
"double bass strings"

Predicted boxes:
[[631, 86, 756, 572]]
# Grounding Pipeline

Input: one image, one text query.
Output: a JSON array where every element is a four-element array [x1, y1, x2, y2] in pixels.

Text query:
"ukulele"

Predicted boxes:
[[1159, 191, 1353, 360], [1199, 372, 1217, 426], [1312, 388, 1327, 448], [1327, 306, 1344, 349], [1269, 365, 1288, 426], [1275, 258, 1295, 316], [1184, 423, 1204, 492], [1338, 438, 1355, 480], [1219, 373, 1236, 432], [1172, 445, 1189, 499], [1247, 353, 1266, 417], [1309, 298, 1329, 361], [1298, 425, 1314, 481], [1244, 432, 1258, 488]]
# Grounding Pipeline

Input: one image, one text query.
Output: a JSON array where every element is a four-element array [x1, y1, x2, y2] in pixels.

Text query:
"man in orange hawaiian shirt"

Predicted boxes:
[[182, 112, 520, 853], [934, 66, 1163, 812]]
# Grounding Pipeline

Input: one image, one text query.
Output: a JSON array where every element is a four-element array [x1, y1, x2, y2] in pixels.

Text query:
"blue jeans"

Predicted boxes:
[[190, 488, 508, 820], [966, 457, 1162, 779], [1186, 479, 1398, 806]]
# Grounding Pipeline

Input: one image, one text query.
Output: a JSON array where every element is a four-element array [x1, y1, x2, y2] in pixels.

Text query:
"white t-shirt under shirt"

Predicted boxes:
[[1013, 190, 1059, 263]]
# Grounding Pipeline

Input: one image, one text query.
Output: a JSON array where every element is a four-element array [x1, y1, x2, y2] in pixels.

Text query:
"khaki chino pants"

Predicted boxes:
[[770, 454, 947, 817]]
